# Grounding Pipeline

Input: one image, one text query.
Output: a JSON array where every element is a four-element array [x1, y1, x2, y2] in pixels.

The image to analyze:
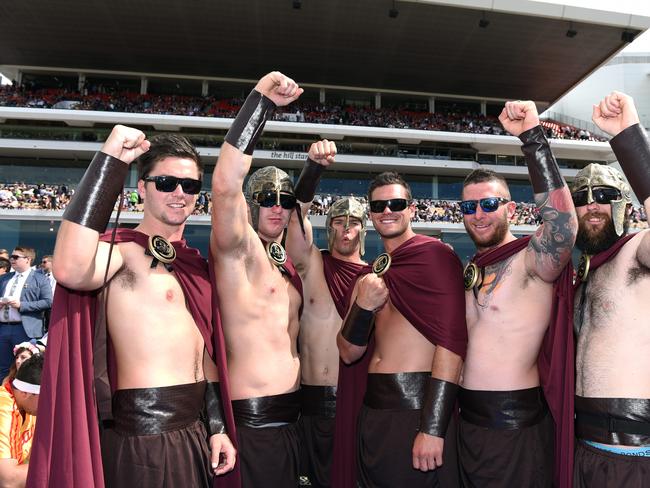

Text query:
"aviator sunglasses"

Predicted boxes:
[[142, 175, 202, 195], [256, 190, 297, 209], [369, 198, 409, 213], [571, 187, 621, 207], [460, 197, 510, 215]]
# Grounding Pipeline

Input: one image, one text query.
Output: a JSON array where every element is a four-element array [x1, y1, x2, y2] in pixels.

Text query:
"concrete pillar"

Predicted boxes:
[[319, 88, 326, 103], [428, 96, 435, 114], [375, 92, 381, 110], [480, 100, 487, 116], [202, 80, 209, 97], [140, 77, 148, 95], [78, 73, 86, 92]]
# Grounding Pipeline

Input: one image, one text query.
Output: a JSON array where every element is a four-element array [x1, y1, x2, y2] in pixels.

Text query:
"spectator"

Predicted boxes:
[[2, 342, 43, 387]]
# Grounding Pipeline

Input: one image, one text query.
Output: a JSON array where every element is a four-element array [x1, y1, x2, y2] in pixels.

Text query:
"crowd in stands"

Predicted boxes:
[[3, 182, 646, 228], [0, 85, 605, 141]]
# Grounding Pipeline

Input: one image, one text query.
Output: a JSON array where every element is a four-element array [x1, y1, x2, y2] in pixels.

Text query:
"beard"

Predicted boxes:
[[465, 214, 510, 249], [575, 211, 628, 254]]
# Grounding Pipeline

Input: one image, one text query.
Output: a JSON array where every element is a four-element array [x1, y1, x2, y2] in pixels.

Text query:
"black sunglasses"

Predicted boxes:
[[256, 191, 297, 210], [369, 198, 409, 213], [9, 255, 26, 260], [571, 187, 621, 207], [142, 175, 202, 195], [460, 197, 510, 215]]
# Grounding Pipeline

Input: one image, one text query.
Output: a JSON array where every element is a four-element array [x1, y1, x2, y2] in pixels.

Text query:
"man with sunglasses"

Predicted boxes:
[[459, 100, 577, 488], [336, 171, 467, 487], [0, 247, 52, 380], [27, 128, 236, 488], [210, 72, 306, 487], [284, 140, 367, 488], [572, 92, 650, 487]]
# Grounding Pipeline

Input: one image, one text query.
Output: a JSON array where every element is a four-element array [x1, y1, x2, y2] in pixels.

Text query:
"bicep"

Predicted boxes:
[[285, 202, 315, 272], [210, 192, 251, 254]]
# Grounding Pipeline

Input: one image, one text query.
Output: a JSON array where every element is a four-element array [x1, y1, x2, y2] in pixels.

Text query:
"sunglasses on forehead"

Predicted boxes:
[[460, 197, 510, 215], [369, 198, 409, 213], [142, 175, 202, 195], [256, 190, 297, 209], [571, 187, 621, 207]]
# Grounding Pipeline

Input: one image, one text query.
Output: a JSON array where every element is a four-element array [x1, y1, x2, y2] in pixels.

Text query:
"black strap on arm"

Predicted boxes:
[[610, 123, 650, 203], [294, 158, 325, 203], [224, 89, 276, 155], [518, 125, 564, 194], [340, 302, 374, 347], [62, 152, 128, 233], [204, 382, 226, 436], [419, 377, 459, 437]]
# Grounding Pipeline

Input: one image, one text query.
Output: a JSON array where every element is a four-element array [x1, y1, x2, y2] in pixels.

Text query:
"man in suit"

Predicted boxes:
[[37, 255, 56, 332], [0, 246, 52, 379]]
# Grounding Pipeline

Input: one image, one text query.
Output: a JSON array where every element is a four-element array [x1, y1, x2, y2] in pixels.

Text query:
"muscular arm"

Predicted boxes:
[[525, 187, 577, 282], [54, 125, 149, 290], [286, 201, 316, 275], [336, 284, 369, 364]]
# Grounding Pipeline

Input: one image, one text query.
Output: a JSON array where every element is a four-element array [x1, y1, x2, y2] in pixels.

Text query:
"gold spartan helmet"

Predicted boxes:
[[325, 197, 367, 257], [571, 163, 632, 236], [244, 166, 295, 230]]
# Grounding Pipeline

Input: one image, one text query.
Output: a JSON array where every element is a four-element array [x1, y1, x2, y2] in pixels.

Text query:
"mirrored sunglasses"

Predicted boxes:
[[460, 197, 510, 215], [142, 175, 202, 195], [571, 187, 621, 207], [369, 198, 409, 213]]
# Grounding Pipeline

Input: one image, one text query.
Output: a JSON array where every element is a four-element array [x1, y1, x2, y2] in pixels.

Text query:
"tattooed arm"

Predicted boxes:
[[499, 100, 577, 282]]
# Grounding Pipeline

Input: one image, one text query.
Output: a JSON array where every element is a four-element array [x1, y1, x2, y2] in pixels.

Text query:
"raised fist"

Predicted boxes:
[[592, 91, 640, 137], [356, 274, 389, 311], [498, 100, 540, 137], [308, 139, 337, 167], [254, 71, 303, 107], [101, 125, 150, 164]]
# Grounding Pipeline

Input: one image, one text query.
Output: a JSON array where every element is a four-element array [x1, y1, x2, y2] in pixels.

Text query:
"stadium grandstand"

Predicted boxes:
[[1, 0, 649, 261]]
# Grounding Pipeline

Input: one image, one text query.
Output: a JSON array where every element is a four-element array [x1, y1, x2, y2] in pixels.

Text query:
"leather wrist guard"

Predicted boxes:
[[62, 151, 128, 233], [419, 377, 458, 437], [205, 382, 226, 436], [224, 89, 276, 155], [610, 123, 650, 203], [294, 158, 325, 203], [518, 125, 564, 194], [341, 302, 374, 347]]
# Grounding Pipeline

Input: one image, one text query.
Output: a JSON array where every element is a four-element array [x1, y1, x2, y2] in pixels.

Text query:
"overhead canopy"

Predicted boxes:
[[1, 1, 648, 105]]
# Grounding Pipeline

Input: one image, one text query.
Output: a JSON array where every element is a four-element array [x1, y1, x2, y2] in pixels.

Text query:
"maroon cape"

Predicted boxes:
[[573, 234, 635, 288], [472, 236, 574, 488], [26, 229, 236, 488], [321, 250, 365, 319], [331, 234, 467, 488]]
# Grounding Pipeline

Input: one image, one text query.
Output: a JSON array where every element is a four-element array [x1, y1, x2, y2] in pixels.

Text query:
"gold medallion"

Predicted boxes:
[[576, 254, 591, 283], [148, 235, 176, 264], [372, 253, 392, 276], [266, 241, 287, 266], [463, 262, 481, 291]]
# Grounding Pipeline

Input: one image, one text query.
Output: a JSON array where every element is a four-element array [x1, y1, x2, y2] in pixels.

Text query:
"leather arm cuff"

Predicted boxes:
[[610, 123, 650, 203], [224, 89, 276, 155], [518, 125, 564, 194], [205, 382, 226, 436], [62, 151, 128, 233], [294, 158, 325, 203], [419, 378, 458, 437], [340, 302, 374, 347]]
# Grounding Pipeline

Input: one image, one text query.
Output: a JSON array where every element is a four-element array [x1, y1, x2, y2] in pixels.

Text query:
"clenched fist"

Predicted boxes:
[[592, 91, 640, 137], [356, 274, 389, 312], [308, 139, 337, 167], [498, 100, 540, 137], [254, 71, 303, 107], [101, 125, 150, 164]]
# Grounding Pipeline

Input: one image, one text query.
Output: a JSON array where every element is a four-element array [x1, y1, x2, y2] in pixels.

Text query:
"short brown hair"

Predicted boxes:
[[462, 169, 511, 199], [135, 134, 203, 181], [368, 171, 412, 201]]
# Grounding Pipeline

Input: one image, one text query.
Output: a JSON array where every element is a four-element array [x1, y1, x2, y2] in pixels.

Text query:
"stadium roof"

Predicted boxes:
[[1, 0, 649, 105]]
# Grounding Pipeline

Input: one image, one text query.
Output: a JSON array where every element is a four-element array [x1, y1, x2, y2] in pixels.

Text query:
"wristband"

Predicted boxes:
[[205, 382, 226, 436], [62, 151, 128, 233], [294, 158, 325, 203], [419, 377, 458, 437], [341, 302, 374, 347], [224, 89, 276, 155], [610, 123, 650, 203], [519, 125, 564, 194]]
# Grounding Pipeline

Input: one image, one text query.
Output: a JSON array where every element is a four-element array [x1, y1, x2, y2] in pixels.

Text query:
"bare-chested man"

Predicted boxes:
[[336, 171, 467, 487], [210, 72, 306, 487], [573, 92, 650, 487], [285, 141, 366, 488], [27, 128, 236, 488], [459, 100, 577, 488]]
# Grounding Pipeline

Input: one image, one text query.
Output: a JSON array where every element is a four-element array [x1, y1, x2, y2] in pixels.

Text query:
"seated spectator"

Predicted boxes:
[[2, 342, 43, 387], [0, 354, 44, 487]]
